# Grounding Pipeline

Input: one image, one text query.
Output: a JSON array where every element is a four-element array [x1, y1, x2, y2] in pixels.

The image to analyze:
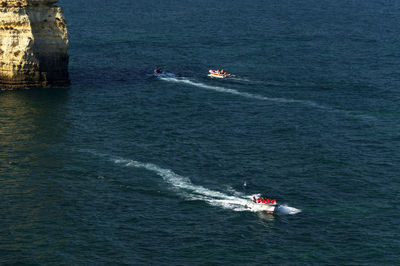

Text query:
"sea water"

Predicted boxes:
[[1, 0, 399, 264]]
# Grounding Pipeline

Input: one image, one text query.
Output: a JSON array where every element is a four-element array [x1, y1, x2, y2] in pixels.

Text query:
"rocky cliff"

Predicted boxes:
[[0, 0, 69, 89]]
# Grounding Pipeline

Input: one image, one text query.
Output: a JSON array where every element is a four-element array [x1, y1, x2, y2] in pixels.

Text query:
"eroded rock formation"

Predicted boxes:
[[0, 0, 69, 89]]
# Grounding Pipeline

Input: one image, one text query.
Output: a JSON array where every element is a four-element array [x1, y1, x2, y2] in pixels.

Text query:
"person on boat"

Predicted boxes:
[[155, 67, 162, 74]]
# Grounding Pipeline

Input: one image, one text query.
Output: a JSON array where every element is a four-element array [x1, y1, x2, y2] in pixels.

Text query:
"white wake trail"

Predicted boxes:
[[160, 77, 330, 110], [114, 158, 249, 211], [160, 77, 377, 120], [81, 149, 301, 215]]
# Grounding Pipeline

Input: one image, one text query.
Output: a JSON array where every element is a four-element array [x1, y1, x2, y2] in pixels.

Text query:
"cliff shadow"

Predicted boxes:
[[28, 2, 70, 87]]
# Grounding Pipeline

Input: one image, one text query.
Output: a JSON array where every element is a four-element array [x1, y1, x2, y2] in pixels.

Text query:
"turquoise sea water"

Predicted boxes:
[[1, 0, 400, 264]]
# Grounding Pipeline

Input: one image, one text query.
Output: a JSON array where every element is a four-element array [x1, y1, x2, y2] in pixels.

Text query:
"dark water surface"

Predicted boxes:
[[1, 0, 399, 264]]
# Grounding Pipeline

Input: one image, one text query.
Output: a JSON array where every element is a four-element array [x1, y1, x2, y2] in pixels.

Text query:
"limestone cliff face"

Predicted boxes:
[[0, 0, 69, 89]]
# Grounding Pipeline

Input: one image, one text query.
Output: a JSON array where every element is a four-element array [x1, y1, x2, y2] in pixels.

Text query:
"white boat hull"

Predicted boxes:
[[246, 201, 277, 213], [208, 73, 226, 79]]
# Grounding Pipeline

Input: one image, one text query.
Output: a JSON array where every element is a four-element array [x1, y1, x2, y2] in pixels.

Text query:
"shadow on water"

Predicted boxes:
[[69, 67, 145, 87], [0, 89, 71, 264]]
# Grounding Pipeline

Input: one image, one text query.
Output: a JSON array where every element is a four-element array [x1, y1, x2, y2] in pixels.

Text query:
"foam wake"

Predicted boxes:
[[160, 76, 330, 110], [155, 72, 176, 78], [110, 155, 301, 215], [160, 76, 376, 120], [276, 205, 302, 215]]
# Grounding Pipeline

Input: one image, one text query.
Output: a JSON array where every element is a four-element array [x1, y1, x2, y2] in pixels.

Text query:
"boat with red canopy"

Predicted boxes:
[[246, 196, 278, 213]]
